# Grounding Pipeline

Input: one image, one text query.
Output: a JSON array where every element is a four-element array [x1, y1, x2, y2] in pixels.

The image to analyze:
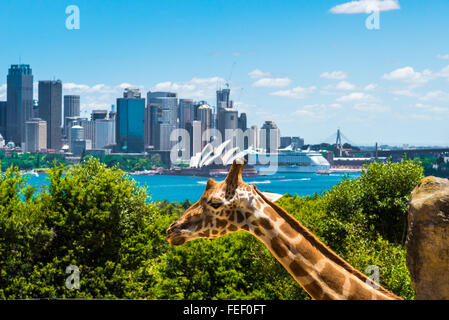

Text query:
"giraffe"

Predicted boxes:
[[166, 160, 402, 300]]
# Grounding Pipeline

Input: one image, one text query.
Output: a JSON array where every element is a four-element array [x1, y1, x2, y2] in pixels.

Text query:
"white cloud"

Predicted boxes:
[[419, 90, 449, 102], [271, 85, 317, 99], [354, 103, 390, 113], [248, 69, 271, 79], [391, 89, 416, 97], [364, 83, 378, 91], [437, 54, 449, 60], [152, 77, 226, 100], [293, 104, 340, 120], [382, 66, 433, 85], [320, 71, 348, 80], [336, 92, 374, 102], [334, 81, 357, 90], [437, 65, 449, 79], [252, 77, 291, 88], [329, 0, 400, 14], [412, 103, 449, 120]]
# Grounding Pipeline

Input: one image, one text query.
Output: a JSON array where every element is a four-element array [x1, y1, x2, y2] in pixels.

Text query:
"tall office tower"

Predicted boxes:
[[147, 91, 178, 150], [6, 64, 34, 145], [147, 91, 178, 125], [63, 95, 80, 136], [250, 125, 259, 150], [178, 99, 194, 129], [259, 121, 280, 153], [216, 87, 231, 110], [0, 101, 6, 137], [64, 95, 80, 132], [147, 104, 162, 149], [280, 136, 305, 149], [91, 109, 108, 121], [95, 118, 115, 150], [38, 80, 63, 150], [32, 100, 39, 118], [216, 87, 233, 137], [197, 104, 213, 148], [116, 88, 145, 153], [238, 113, 247, 131], [198, 103, 212, 131], [191, 120, 202, 157], [79, 118, 95, 147], [24, 118, 47, 153], [223, 108, 238, 145]]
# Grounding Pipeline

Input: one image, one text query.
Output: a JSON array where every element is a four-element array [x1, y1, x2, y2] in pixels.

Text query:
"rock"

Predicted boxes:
[[406, 176, 449, 300]]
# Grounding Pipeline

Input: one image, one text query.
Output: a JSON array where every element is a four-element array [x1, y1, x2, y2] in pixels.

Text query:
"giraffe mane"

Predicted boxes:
[[253, 186, 401, 300]]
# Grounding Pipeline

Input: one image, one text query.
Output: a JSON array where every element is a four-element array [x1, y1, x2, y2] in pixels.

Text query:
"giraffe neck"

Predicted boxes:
[[250, 189, 401, 300]]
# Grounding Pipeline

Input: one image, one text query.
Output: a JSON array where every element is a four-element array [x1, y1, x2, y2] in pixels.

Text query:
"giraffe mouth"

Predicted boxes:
[[166, 224, 187, 245]]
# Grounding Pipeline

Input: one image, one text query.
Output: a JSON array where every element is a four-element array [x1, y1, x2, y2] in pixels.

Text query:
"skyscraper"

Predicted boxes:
[[147, 91, 178, 150], [216, 87, 231, 110], [91, 109, 108, 121], [38, 80, 63, 150], [216, 87, 234, 137], [116, 88, 145, 153], [178, 99, 194, 129], [95, 118, 115, 150], [6, 64, 33, 145], [63, 95, 80, 137], [0, 101, 6, 137], [24, 118, 47, 153], [259, 120, 280, 153]]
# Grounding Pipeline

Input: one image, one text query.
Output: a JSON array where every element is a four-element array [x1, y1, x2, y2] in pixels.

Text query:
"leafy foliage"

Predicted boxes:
[[0, 158, 423, 299]]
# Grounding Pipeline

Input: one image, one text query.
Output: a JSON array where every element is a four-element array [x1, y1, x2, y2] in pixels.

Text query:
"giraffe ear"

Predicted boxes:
[[225, 159, 246, 185], [262, 192, 283, 203]]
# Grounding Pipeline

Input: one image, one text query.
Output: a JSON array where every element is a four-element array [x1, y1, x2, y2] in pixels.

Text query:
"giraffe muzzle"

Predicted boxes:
[[166, 223, 187, 245]]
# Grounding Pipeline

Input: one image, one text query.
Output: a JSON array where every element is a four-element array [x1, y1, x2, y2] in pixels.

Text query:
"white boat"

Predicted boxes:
[[247, 147, 330, 174]]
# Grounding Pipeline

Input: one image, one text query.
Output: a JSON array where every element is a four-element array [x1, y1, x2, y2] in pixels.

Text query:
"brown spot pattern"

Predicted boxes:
[[271, 237, 289, 258]]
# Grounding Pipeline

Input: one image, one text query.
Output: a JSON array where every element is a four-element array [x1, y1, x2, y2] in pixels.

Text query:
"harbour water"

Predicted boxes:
[[24, 172, 361, 203]]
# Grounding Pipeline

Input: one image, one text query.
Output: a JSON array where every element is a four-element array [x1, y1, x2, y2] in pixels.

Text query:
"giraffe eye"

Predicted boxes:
[[210, 202, 222, 209]]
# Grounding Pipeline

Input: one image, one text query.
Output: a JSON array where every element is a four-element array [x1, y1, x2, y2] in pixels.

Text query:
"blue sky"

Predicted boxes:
[[1, 0, 449, 146]]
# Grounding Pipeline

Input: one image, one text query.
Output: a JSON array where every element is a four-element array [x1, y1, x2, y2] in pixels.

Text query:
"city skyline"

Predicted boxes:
[[1, 0, 449, 146]]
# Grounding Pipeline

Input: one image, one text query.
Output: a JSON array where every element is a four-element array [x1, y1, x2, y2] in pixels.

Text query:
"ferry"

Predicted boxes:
[[247, 146, 330, 174]]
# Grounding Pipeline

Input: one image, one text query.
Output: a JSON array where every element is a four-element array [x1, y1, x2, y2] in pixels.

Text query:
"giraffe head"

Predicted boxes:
[[166, 159, 283, 245]]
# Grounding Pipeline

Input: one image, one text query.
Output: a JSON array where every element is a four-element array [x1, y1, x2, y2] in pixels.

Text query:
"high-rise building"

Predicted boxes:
[[38, 80, 63, 150], [216, 87, 233, 137], [24, 118, 47, 153], [32, 100, 39, 119], [91, 109, 108, 121], [116, 88, 145, 153], [79, 118, 95, 147], [238, 113, 247, 131], [95, 118, 115, 150], [250, 125, 259, 150], [216, 87, 231, 110], [191, 120, 202, 157], [178, 99, 194, 129], [6, 64, 33, 145], [63, 95, 80, 136], [147, 91, 178, 151], [259, 120, 280, 153], [280, 136, 304, 149], [147, 104, 162, 149], [0, 101, 6, 137]]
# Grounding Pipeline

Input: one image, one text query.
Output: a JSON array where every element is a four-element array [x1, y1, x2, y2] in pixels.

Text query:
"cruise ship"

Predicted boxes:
[[247, 146, 330, 174]]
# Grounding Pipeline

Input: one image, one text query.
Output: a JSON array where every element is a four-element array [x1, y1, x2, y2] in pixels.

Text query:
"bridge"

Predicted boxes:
[[321, 129, 449, 161]]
